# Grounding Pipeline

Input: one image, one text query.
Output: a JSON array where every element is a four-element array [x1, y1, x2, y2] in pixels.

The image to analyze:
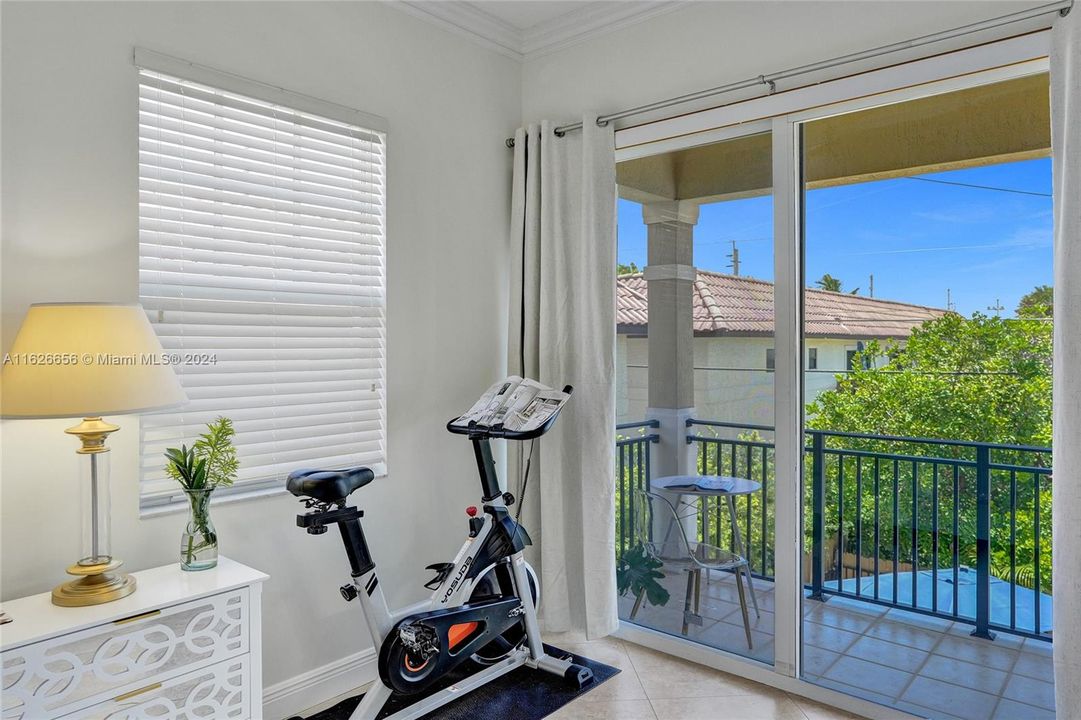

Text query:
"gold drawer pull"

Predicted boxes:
[[113, 682, 162, 702], [113, 609, 161, 626]]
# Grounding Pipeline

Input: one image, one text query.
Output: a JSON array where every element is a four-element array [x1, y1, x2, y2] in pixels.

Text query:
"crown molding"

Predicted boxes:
[[521, 1, 686, 60], [393, 1, 688, 62], [393, 1, 524, 59]]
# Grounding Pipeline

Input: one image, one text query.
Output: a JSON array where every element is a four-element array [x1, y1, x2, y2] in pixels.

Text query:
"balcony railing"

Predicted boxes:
[[616, 420, 660, 560], [615, 418, 1052, 642]]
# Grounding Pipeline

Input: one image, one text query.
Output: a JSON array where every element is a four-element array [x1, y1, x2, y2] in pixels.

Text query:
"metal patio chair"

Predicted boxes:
[[629, 486, 756, 648]]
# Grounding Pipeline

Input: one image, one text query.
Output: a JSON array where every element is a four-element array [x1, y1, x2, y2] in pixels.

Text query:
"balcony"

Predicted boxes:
[[615, 420, 1054, 720]]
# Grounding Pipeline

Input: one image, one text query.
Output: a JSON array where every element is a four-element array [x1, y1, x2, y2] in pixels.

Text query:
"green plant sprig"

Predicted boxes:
[[164, 416, 239, 492]]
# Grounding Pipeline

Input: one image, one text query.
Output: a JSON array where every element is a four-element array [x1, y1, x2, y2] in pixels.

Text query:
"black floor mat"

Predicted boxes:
[[301, 644, 618, 720]]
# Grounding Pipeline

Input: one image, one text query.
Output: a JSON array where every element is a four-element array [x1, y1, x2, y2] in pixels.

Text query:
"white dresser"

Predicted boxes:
[[1, 557, 267, 720]]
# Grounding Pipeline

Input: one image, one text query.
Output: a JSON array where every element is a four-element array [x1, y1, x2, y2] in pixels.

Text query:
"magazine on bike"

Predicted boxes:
[[451, 376, 571, 433]]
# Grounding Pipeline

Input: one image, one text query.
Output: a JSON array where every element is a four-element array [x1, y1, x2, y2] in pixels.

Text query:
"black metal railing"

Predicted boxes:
[[687, 419, 777, 581], [615, 420, 660, 560], [615, 418, 1052, 641]]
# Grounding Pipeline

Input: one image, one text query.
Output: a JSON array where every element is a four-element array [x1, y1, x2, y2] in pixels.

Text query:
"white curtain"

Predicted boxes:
[[1052, 7, 1081, 716], [508, 114, 618, 638]]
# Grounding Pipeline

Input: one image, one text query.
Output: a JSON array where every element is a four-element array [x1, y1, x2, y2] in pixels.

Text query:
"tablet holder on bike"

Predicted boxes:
[[446, 384, 573, 503]]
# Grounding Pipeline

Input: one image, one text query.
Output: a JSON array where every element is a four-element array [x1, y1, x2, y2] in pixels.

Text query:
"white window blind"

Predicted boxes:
[[137, 56, 386, 511]]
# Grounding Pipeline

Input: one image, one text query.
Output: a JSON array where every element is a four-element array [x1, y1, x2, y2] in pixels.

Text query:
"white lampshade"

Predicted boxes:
[[1, 303, 187, 418]]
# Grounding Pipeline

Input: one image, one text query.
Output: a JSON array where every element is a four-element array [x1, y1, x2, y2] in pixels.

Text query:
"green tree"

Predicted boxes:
[[807, 313, 1051, 446], [806, 312, 1053, 592], [1017, 284, 1053, 318], [815, 273, 843, 292], [618, 261, 641, 275]]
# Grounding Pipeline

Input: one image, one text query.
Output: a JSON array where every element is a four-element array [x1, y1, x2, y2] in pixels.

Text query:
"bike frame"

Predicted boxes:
[[344, 439, 573, 720]]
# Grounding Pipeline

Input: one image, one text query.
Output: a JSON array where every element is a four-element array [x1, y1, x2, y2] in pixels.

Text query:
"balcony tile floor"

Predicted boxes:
[[611, 571, 1055, 720]]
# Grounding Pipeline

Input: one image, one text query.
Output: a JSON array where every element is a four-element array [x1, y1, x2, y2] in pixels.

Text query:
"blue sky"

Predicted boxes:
[[617, 157, 1052, 317]]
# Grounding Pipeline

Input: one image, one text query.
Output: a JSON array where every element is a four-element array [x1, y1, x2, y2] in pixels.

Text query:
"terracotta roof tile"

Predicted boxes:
[[617, 270, 947, 338]]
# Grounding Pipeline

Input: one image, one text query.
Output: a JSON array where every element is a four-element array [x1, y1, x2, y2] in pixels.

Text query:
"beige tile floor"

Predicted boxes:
[[545, 632, 865, 720], [610, 571, 1056, 720]]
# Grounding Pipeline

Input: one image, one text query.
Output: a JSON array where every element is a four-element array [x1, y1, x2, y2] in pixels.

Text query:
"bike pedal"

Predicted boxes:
[[424, 562, 455, 590]]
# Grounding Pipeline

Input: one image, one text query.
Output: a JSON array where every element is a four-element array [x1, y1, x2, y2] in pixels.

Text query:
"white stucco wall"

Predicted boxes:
[[616, 335, 872, 426], [0, 2, 519, 711]]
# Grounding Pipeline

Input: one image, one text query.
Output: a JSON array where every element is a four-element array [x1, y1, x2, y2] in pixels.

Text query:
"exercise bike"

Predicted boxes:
[[287, 382, 592, 720]]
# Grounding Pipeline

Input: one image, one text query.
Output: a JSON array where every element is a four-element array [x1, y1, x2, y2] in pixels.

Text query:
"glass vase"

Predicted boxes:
[[180, 488, 218, 571]]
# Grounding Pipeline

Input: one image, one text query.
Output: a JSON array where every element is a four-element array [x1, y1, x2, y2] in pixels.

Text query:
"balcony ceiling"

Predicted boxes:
[[617, 73, 1050, 204]]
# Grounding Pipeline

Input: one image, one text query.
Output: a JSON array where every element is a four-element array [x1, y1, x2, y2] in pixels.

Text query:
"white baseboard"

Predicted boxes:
[[262, 647, 378, 720]]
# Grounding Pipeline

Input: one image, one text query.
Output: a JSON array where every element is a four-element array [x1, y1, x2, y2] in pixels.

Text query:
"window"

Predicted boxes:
[[765, 348, 775, 370], [845, 349, 857, 372], [137, 54, 387, 511], [807, 347, 818, 370]]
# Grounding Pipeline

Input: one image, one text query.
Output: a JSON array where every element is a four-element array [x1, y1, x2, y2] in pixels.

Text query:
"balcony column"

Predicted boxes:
[[643, 200, 700, 482]]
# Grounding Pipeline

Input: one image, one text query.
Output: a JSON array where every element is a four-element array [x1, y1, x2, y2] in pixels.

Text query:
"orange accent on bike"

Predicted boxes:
[[447, 621, 479, 649], [404, 654, 429, 672]]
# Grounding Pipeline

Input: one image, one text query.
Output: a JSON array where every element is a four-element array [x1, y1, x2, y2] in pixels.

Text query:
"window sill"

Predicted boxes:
[[139, 484, 288, 519]]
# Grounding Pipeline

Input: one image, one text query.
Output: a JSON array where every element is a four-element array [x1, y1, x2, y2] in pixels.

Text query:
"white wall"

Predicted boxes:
[[522, 1, 1043, 126], [616, 335, 859, 426], [0, 1, 520, 712]]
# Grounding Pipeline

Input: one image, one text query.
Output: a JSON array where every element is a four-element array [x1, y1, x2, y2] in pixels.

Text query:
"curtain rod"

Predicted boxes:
[[504, 0, 1072, 149]]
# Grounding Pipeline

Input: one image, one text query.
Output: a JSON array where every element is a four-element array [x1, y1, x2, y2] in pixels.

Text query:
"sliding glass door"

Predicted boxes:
[[611, 41, 1057, 720], [798, 75, 1055, 719], [615, 127, 776, 664]]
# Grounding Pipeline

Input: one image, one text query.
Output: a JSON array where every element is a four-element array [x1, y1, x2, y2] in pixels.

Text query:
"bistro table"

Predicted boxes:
[[651, 474, 762, 614]]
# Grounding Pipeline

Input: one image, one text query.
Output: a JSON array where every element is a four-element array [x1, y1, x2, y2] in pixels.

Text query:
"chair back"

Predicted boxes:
[[632, 486, 695, 563]]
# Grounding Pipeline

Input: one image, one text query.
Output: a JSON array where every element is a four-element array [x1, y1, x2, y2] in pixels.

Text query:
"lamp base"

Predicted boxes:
[[52, 559, 136, 607]]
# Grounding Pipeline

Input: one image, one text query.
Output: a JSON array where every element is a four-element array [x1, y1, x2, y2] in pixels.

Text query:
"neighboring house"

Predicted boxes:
[[616, 270, 948, 425]]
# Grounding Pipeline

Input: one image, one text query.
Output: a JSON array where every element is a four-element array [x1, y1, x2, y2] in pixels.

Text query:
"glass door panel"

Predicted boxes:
[[798, 75, 1055, 719], [615, 130, 775, 663]]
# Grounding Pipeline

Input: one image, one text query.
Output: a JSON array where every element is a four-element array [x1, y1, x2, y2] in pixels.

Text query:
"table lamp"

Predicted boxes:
[[1, 303, 187, 607]]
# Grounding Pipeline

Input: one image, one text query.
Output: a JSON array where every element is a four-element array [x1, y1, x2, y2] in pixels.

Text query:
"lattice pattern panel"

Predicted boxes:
[[65, 657, 248, 720], [2, 590, 247, 719]]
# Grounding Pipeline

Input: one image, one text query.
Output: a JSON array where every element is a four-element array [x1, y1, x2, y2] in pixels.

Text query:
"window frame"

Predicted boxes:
[[134, 49, 389, 515]]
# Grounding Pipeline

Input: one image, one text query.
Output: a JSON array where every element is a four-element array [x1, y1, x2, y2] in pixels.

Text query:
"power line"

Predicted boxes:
[[903, 176, 1051, 198]]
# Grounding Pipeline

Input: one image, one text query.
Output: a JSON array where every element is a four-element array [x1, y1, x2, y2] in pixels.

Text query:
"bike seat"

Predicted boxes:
[[287, 466, 374, 503]]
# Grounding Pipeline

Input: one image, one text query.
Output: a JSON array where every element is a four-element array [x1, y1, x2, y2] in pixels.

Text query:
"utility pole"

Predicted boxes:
[[869, 274, 874, 298], [726, 240, 740, 276], [989, 298, 1004, 316], [947, 289, 956, 312]]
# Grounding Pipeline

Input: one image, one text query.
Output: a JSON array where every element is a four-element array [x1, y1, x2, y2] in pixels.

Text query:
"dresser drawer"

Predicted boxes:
[[60, 656, 250, 720], [2, 588, 248, 719]]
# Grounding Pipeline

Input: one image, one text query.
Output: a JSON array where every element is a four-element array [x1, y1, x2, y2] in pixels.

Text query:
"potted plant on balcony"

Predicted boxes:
[[164, 417, 239, 571], [617, 544, 670, 615]]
